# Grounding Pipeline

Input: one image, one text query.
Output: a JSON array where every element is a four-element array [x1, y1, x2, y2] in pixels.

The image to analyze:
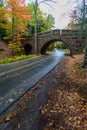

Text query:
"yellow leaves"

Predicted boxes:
[[41, 84, 87, 130], [41, 108, 47, 114], [41, 109, 45, 114], [5, 114, 12, 122], [55, 103, 59, 107], [74, 120, 81, 126], [69, 106, 75, 110], [0, 7, 7, 22], [5, 111, 17, 122], [68, 117, 72, 121], [67, 96, 73, 101], [50, 110, 57, 113]]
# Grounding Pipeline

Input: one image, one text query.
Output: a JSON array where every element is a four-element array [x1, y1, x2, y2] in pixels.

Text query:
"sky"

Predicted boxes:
[[39, 0, 77, 29], [3, 0, 87, 29], [27, 0, 87, 29]]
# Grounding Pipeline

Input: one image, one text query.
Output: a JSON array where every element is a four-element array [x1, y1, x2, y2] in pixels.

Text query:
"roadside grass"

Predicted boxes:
[[0, 54, 39, 64], [64, 49, 70, 55], [46, 49, 70, 55], [46, 51, 53, 54]]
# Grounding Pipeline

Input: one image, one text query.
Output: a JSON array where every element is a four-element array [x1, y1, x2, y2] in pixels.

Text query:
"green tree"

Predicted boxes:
[[46, 14, 55, 31], [76, 0, 87, 68], [69, 0, 87, 68], [82, 0, 87, 68], [27, 4, 55, 34], [0, 0, 9, 40], [27, 0, 56, 54]]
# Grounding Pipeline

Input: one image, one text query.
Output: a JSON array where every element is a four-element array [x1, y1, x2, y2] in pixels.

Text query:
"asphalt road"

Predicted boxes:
[[0, 50, 64, 114]]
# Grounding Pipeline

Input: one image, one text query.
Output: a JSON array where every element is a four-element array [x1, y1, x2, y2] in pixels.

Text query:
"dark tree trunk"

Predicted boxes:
[[83, 32, 87, 68]]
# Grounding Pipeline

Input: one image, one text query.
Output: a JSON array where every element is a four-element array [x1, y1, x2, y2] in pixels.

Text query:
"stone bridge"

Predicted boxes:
[[22, 29, 85, 55]]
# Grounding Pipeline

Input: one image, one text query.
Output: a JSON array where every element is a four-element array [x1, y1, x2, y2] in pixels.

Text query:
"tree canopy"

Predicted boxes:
[[27, 3, 55, 35], [70, 0, 87, 68], [0, 0, 55, 55], [0, 0, 9, 40]]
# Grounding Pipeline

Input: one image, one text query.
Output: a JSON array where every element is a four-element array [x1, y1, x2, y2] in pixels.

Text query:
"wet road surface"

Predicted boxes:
[[0, 50, 64, 114]]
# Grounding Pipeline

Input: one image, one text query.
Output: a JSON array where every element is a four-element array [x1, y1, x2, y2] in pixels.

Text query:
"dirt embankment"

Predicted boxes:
[[0, 41, 12, 59], [0, 55, 87, 130]]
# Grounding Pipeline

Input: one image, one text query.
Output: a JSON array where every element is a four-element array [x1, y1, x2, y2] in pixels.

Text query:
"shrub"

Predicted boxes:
[[0, 48, 4, 51], [9, 41, 24, 56]]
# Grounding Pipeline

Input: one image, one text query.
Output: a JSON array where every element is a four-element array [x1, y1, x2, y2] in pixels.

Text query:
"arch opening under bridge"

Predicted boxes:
[[24, 44, 32, 55], [40, 39, 72, 56]]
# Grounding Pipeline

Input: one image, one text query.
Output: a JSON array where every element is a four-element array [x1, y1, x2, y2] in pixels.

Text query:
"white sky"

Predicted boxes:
[[39, 0, 77, 29], [26, 0, 81, 29]]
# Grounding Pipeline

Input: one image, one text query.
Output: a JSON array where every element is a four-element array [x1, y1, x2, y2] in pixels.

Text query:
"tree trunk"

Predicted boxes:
[[83, 31, 87, 68], [82, 0, 87, 68]]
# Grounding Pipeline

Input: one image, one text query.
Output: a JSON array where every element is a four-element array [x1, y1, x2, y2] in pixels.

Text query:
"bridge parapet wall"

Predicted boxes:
[[23, 29, 86, 55]]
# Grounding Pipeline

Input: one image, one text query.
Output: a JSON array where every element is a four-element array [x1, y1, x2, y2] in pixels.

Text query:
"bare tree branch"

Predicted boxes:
[[38, 0, 56, 4]]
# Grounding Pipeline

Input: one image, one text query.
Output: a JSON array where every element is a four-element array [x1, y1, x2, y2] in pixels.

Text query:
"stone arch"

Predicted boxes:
[[40, 39, 72, 56], [24, 44, 32, 55]]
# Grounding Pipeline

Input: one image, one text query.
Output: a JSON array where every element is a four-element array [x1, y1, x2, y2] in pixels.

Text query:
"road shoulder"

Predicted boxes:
[[0, 55, 87, 130]]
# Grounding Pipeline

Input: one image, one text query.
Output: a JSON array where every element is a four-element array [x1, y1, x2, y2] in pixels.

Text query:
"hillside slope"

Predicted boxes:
[[0, 41, 12, 59]]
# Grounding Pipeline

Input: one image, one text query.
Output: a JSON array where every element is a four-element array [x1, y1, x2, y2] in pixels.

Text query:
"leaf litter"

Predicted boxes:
[[41, 55, 87, 130]]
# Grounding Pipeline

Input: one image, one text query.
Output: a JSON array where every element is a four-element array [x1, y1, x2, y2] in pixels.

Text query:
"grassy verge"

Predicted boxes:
[[0, 54, 39, 64], [46, 51, 53, 54], [64, 49, 70, 55]]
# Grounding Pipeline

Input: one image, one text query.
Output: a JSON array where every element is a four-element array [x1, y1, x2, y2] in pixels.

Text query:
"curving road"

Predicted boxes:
[[0, 50, 64, 114]]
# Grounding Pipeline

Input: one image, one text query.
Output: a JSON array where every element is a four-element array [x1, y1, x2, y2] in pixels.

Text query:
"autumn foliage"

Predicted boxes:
[[3, 0, 31, 55], [7, 0, 31, 34]]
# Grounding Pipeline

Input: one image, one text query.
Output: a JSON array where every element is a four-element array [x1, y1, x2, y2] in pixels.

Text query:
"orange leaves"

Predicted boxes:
[[7, 0, 31, 34], [7, 0, 31, 21]]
